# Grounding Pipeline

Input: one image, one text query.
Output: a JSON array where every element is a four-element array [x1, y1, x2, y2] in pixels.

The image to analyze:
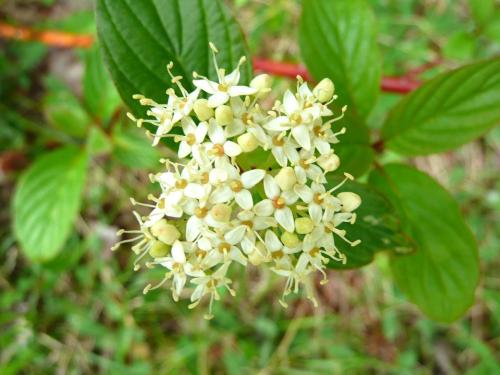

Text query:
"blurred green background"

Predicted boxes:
[[1, 0, 499, 373]]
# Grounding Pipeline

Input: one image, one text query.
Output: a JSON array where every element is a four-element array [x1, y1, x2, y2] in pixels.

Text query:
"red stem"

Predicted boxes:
[[252, 58, 421, 94]]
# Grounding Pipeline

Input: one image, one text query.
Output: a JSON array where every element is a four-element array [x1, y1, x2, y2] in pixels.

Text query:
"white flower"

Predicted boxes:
[[177, 118, 208, 159], [206, 119, 242, 159], [189, 262, 234, 319], [295, 182, 340, 224], [210, 165, 266, 210], [264, 90, 317, 150], [265, 132, 299, 168], [193, 51, 256, 107], [290, 149, 326, 184], [159, 241, 204, 300], [259, 175, 298, 232]]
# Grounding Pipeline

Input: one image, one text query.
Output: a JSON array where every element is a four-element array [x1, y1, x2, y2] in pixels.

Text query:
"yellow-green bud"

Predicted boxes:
[[281, 232, 300, 248], [149, 241, 170, 258], [295, 217, 314, 234], [193, 99, 214, 121], [211, 203, 232, 222], [250, 74, 272, 97], [275, 167, 297, 191], [150, 219, 180, 245], [337, 192, 361, 212], [215, 105, 233, 126], [313, 78, 335, 103], [317, 153, 340, 172], [237, 132, 259, 153]]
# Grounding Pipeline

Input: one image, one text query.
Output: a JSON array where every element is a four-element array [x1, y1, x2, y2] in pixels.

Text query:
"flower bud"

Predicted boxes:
[[317, 153, 340, 172], [281, 232, 300, 248], [295, 217, 314, 234], [215, 105, 233, 126], [313, 78, 335, 103], [211, 204, 232, 222], [149, 240, 170, 258], [337, 192, 361, 212], [275, 167, 297, 191], [250, 74, 272, 97], [151, 219, 181, 245], [237, 132, 259, 153], [193, 99, 214, 121]]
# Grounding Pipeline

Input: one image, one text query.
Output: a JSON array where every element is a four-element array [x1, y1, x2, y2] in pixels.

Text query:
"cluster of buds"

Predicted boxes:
[[114, 43, 361, 319]]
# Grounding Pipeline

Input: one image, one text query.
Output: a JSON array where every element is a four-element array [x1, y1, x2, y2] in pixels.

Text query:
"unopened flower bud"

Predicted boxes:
[[338, 192, 361, 212], [313, 78, 335, 103], [250, 74, 272, 97], [215, 105, 233, 126], [237, 132, 259, 153], [317, 153, 340, 172], [149, 240, 170, 258], [295, 217, 314, 234], [151, 219, 180, 245], [275, 167, 296, 191], [193, 99, 214, 121], [281, 232, 300, 248], [211, 204, 232, 222]]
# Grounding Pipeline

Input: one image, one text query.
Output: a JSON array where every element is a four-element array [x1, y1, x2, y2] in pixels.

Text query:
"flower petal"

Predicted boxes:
[[223, 141, 242, 157], [178, 141, 191, 158], [186, 217, 201, 241], [193, 79, 218, 94], [195, 121, 208, 142], [225, 68, 240, 86], [291, 125, 311, 150], [208, 91, 229, 107], [235, 190, 254, 210], [309, 204, 323, 224], [265, 230, 282, 252], [184, 183, 206, 199], [254, 199, 274, 216], [208, 120, 225, 144], [225, 225, 246, 244], [272, 147, 287, 167], [283, 90, 299, 115], [295, 184, 313, 202], [241, 169, 266, 188], [172, 241, 186, 263], [275, 207, 295, 232], [228, 85, 257, 97], [264, 174, 280, 199], [230, 246, 247, 265], [264, 116, 289, 131]]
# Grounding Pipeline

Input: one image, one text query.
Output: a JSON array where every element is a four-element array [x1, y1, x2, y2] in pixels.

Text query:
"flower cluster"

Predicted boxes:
[[114, 43, 361, 319]]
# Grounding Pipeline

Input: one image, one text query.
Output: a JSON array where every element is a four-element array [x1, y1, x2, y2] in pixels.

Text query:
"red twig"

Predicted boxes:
[[0, 22, 422, 93], [252, 58, 421, 94]]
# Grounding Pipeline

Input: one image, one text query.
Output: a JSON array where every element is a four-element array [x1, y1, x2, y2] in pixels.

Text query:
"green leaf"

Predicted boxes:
[[112, 123, 161, 169], [468, 0, 495, 26], [299, 0, 382, 118], [13, 147, 88, 262], [44, 86, 91, 137], [87, 126, 112, 156], [332, 110, 374, 177], [83, 45, 121, 123], [382, 58, 500, 156], [96, 0, 251, 116], [369, 164, 479, 322], [326, 178, 414, 270]]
